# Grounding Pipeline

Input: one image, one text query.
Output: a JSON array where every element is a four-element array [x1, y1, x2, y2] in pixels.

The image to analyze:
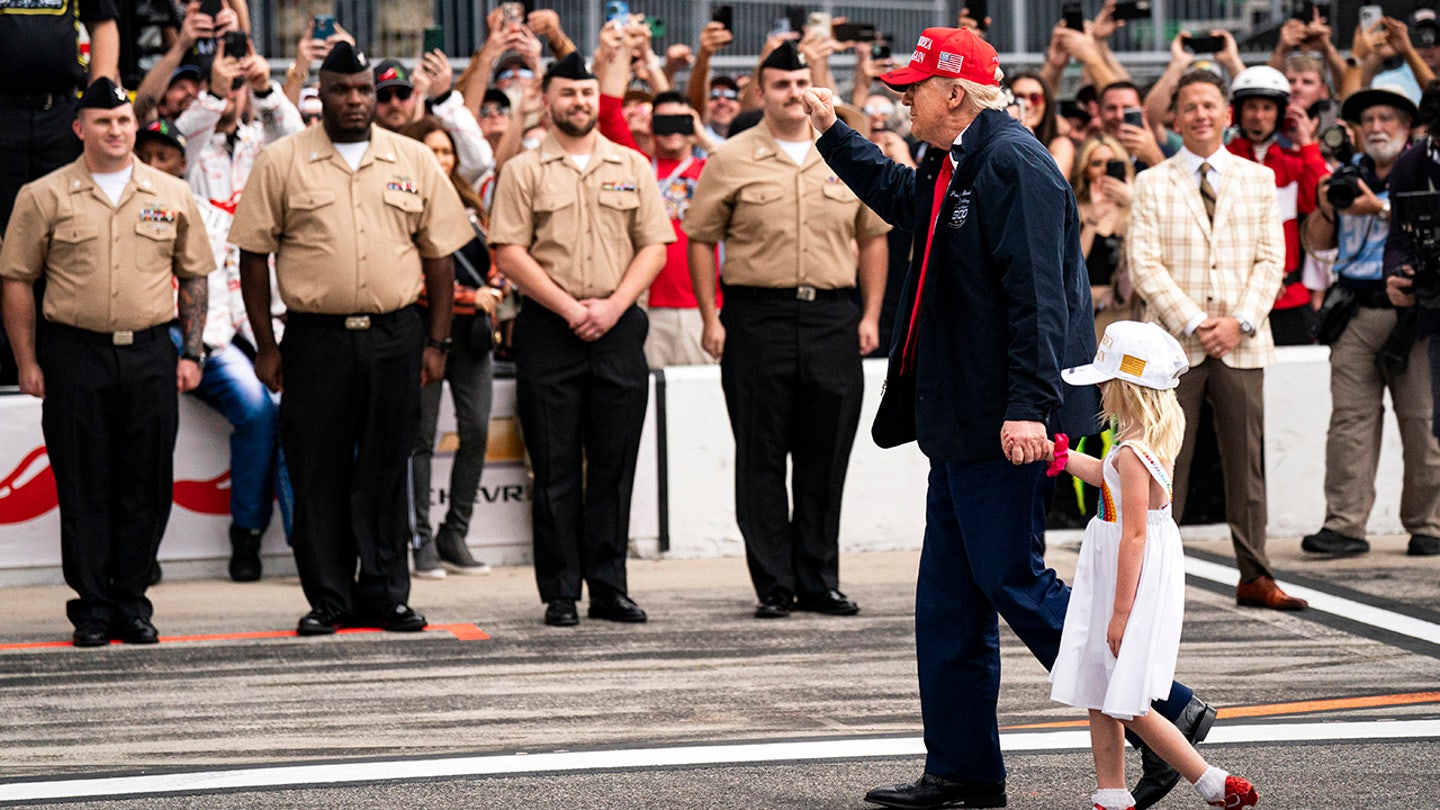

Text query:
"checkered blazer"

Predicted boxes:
[[1127, 151, 1285, 369]]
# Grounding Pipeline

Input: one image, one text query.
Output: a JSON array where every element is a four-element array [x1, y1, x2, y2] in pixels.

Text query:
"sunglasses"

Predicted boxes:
[[478, 105, 510, 118], [709, 88, 739, 101], [377, 87, 413, 103], [863, 104, 893, 116], [496, 68, 534, 83], [1014, 91, 1044, 106]]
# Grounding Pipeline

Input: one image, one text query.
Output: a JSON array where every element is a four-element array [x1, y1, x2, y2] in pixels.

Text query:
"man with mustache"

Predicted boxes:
[[684, 41, 889, 620], [489, 53, 674, 627], [229, 42, 474, 636], [1299, 83, 1440, 559]]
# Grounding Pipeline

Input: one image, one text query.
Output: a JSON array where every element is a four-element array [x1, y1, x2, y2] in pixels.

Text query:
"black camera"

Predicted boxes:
[[1393, 190, 1440, 309], [1321, 124, 1363, 210]]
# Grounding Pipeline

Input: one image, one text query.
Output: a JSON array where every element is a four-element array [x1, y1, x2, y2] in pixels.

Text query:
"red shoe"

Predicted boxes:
[[1207, 776, 1259, 808]]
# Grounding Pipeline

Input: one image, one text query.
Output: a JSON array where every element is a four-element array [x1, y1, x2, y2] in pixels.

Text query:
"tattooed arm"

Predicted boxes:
[[176, 275, 208, 392]]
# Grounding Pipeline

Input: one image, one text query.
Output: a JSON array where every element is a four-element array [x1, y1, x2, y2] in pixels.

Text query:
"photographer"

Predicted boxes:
[[1300, 84, 1440, 558], [1385, 80, 1440, 529]]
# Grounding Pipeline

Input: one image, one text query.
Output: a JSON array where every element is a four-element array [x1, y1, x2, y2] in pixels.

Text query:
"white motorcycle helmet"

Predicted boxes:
[[1231, 66, 1291, 140]]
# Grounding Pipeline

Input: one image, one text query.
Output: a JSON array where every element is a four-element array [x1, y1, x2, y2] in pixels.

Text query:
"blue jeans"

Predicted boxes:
[[173, 329, 293, 537]]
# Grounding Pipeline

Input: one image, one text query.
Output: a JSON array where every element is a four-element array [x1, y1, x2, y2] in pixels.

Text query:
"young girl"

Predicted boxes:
[[1047, 321, 1259, 810]]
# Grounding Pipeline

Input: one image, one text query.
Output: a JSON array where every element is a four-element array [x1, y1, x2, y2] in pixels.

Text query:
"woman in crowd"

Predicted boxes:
[[401, 116, 506, 578], [1071, 134, 1135, 337], [1010, 70, 1074, 177]]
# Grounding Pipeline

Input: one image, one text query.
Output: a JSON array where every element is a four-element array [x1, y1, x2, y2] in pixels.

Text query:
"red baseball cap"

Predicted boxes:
[[879, 27, 1001, 91]]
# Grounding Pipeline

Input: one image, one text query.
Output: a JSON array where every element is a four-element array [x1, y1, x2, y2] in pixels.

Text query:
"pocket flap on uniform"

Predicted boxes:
[[534, 193, 574, 213], [135, 221, 177, 241], [598, 190, 639, 210], [53, 225, 98, 244], [288, 190, 337, 210], [383, 188, 424, 212], [821, 182, 857, 202], [737, 184, 783, 205]]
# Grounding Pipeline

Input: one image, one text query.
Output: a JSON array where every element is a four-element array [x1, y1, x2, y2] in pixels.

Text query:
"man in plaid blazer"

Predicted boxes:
[[1129, 70, 1307, 611]]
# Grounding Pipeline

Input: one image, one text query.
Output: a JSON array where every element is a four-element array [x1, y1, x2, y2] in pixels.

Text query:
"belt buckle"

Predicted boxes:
[[112, 330, 134, 346], [795, 285, 817, 302], [344, 315, 371, 330]]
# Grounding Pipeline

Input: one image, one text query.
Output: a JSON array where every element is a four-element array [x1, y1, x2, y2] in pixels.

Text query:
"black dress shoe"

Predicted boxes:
[[1301, 527, 1369, 556], [228, 525, 263, 582], [545, 599, 580, 627], [864, 773, 1006, 808], [297, 605, 349, 636], [1408, 534, 1440, 556], [116, 616, 159, 644], [72, 622, 110, 648], [1133, 695, 1217, 809], [796, 589, 860, 616], [588, 594, 648, 623], [372, 603, 427, 632], [754, 595, 793, 619]]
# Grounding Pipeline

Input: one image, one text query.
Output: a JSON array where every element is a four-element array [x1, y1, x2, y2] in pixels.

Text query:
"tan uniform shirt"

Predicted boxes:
[[0, 158, 214, 332], [683, 124, 890, 289], [228, 125, 474, 315], [488, 131, 674, 300]]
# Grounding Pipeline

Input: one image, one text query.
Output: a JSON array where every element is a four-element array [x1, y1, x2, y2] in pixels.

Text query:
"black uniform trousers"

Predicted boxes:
[[280, 307, 423, 616], [719, 289, 864, 603], [513, 303, 649, 603], [38, 323, 177, 628]]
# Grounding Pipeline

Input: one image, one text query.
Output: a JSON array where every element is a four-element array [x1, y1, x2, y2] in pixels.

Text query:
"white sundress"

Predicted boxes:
[[1049, 440, 1186, 720]]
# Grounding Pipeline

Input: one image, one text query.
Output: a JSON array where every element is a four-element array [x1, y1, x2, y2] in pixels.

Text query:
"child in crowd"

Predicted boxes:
[[1046, 321, 1259, 810]]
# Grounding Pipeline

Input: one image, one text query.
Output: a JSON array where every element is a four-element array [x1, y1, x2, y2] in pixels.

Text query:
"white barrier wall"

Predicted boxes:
[[0, 346, 1414, 578]]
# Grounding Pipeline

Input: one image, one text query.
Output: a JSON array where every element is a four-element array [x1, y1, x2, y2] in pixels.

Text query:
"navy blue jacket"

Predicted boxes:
[[816, 109, 1098, 462]]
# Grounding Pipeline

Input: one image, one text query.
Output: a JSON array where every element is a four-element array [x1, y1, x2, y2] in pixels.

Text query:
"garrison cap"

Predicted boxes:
[[77, 77, 129, 111], [319, 40, 370, 74]]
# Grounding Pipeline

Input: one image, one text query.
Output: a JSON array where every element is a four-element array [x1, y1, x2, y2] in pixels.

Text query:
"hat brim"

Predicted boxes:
[[879, 65, 931, 91], [1060, 365, 1113, 387], [375, 79, 414, 91], [1340, 88, 1418, 124], [135, 130, 184, 152]]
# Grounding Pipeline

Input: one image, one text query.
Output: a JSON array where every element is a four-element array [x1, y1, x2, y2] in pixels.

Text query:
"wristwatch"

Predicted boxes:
[[181, 350, 207, 369], [1234, 316, 1256, 337], [425, 337, 453, 354], [1380, 200, 1392, 223]]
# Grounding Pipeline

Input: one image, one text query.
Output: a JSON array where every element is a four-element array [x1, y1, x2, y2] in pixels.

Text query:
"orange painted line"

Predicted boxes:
[[1002, 691, 1440, 730], [0, 623, 489, 651]]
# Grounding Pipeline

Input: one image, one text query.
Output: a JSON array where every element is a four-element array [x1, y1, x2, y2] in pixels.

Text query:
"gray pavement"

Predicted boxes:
[[2, 534, 1439, 808]]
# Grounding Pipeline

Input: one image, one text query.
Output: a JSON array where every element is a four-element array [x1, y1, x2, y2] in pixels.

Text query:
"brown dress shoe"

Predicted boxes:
[[1236, 575, 1308, 610]]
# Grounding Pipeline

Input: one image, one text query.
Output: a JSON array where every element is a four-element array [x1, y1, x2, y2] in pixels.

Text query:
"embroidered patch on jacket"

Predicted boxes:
[[948, 189, 972, 229], [139, 205, 176, 223], [386, 178, 419, 194], [601, 181, 636, 192]]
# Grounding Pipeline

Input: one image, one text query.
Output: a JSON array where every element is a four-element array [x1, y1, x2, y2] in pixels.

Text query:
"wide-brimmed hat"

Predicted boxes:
[[1340, 82, 1419, 124]]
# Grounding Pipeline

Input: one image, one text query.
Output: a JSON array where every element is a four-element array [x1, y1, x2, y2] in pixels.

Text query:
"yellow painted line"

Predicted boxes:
[[1002, 691, 1440, 730]]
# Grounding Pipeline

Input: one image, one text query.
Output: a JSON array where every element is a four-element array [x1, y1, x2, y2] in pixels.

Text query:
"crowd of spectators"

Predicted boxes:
[[4, 0, 1440, 590]]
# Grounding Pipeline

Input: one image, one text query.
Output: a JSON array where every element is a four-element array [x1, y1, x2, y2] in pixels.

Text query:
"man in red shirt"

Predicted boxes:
[[1226, 66, 1330, 345]]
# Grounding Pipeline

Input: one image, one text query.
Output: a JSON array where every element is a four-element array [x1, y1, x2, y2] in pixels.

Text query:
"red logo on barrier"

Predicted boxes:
[[0, 447, 58, 525], [172, 470, 232, 516], [0, 446, 231, 523]]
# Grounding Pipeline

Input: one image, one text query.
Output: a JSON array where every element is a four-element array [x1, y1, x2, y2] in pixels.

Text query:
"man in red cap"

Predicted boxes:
[[802, 27, 1215, 809]]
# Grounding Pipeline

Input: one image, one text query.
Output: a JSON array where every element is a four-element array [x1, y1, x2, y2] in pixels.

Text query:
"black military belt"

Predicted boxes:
[[288, 307, 410, 330], [1355, 290, 1394, 308], [0, 90, 73, 110], [722, 284, 850, 302], [45, 321, 168, 346]]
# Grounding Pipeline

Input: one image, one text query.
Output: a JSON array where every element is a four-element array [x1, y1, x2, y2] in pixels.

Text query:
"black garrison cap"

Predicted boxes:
[[319, 40, 370, 74], [759, 40, 807, 71], [544, 52, 595, 82], [77, 77, 129, 110]]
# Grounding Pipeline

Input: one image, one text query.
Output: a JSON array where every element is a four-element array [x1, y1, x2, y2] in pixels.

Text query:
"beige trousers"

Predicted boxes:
[[643, 307, 716, 369], [1323, 306, 1440, 538]]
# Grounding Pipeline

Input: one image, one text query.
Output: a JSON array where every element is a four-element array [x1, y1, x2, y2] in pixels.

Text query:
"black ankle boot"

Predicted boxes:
[[228, 525, 263, 582]]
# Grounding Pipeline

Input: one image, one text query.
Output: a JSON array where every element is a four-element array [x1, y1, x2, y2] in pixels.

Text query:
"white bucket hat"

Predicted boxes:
[[1061, 320, 1189, 391]]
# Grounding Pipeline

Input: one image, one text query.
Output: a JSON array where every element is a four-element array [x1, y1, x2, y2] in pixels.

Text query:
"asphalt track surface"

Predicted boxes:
[[1, 533, 1438, 809]]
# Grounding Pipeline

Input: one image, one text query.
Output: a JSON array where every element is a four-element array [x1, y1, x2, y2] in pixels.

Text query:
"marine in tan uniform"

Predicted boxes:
[[228, 42, 473, 637], [489, 53, 674, 628], [684, 42, 890, 620], [0, 78, 214, 648]]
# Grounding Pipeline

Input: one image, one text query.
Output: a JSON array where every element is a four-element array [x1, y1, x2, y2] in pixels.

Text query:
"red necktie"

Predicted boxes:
[[900, 156, 954, 374]]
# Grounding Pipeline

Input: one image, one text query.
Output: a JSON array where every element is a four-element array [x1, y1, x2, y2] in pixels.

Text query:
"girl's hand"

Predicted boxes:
[[1106, 610, 1129, 657]]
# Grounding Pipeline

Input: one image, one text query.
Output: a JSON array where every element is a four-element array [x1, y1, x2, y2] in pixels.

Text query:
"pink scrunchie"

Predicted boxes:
[[1045, 433, 1070, 478]]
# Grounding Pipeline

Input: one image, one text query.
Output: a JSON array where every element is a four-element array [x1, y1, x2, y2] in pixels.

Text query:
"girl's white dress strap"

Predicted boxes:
[[1113, 440, 1173, 500]]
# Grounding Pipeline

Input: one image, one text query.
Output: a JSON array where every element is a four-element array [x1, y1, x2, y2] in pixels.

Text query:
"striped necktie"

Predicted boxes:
[[1199, 161, 1216, 221]]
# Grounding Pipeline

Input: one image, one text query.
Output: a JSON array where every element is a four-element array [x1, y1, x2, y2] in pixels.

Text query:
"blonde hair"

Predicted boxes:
[[1070, 134, 1131, 201], [1100, 379, 1185, 465]]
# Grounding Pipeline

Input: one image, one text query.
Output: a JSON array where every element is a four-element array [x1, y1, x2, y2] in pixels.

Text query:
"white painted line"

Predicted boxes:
[[3, 720, 1439, 803], [1184, 556, 1440, 646]]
